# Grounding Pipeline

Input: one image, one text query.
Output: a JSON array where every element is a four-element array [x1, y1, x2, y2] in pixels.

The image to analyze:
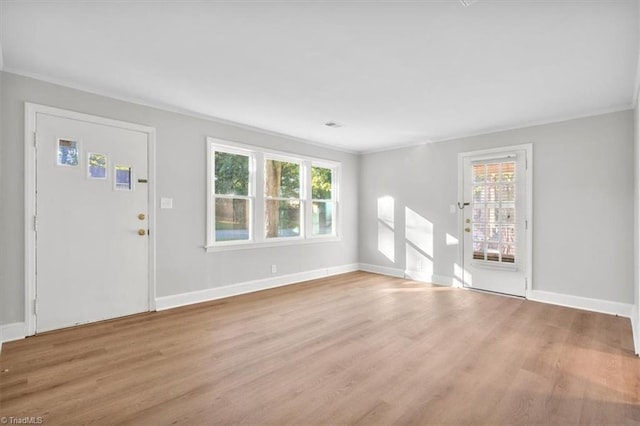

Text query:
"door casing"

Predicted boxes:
[[457, 143, 533, 298], [24, 103, 157, 336]]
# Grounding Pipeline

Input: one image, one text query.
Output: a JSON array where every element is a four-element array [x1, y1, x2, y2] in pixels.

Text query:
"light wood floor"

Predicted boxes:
[[1, 271, 639, 425]]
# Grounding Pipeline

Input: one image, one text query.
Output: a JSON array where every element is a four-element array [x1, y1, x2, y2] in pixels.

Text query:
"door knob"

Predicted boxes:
[[138, 229, 146, 236], [138, 213, 146, 220], [465, 227, 471, 233]]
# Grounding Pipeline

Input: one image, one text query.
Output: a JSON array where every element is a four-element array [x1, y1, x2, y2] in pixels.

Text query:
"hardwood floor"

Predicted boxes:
[[1, 271, 639, 425]]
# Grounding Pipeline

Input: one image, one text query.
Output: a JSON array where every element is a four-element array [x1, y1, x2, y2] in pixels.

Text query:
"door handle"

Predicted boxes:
[[465, 227, 471, 233], [138, 229, 147, 236]]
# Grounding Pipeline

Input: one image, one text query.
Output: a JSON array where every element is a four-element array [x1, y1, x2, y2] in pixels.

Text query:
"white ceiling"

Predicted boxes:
[[1, 0, 637, 152]]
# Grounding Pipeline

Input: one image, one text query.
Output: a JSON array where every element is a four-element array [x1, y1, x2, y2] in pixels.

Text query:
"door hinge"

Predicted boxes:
[[33, 215, 38, 231], [525, 219, 528, 230], [33, 132, 38, 147], [33, 299, 38, 315], [525, 278, 528, 291]]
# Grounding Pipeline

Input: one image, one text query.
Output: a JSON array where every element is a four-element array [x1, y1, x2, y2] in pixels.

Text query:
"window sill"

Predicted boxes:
[[205, 235, 342, 252]]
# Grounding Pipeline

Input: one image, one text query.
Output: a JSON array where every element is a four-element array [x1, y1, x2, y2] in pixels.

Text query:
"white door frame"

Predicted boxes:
[[457, 143, 533, 298], [24, 103, 157, 336]]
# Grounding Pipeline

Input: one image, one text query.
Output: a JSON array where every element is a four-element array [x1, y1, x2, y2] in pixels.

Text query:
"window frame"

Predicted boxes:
[[309, 161, 338, 238], [207, 141, 256, 248], [206, 137, 341, 251], [264, 154, 305, 241]]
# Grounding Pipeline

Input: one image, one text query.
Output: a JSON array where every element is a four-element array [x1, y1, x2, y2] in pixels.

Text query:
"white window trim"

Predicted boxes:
[[206, 137, 341, 252]]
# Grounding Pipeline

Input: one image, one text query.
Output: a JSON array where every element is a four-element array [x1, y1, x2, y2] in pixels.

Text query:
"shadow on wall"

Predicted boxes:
[[376, 196, 471, 287], [405, 206, 433, 281], [377, 196, 395, 262]]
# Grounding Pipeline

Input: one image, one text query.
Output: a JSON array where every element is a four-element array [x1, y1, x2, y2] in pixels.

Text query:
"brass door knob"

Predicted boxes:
[[138, 229, 146, 236], [464, 227, 471, 233], [138, 213, 146, 220]]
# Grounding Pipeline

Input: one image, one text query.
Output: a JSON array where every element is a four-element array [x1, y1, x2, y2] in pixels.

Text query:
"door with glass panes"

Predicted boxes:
[[461, 149, 528, 297], [35, 111, 150, 332]]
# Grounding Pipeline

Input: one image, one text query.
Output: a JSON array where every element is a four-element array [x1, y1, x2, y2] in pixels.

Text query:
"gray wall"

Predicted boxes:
[[359, 110, 634, 304], [0, 71, 359, 325]]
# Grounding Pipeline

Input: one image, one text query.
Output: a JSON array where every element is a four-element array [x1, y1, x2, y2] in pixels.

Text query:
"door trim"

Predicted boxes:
[[24, 103, 157, 336], [457, 143, 533, 298]]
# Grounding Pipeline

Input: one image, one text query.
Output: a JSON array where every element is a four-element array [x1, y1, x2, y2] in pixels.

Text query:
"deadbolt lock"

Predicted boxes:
[[138, 229, 146, 236], [138, 213, 146, 220], [464, 227, 471, 233], [465, 218, 471, 223]]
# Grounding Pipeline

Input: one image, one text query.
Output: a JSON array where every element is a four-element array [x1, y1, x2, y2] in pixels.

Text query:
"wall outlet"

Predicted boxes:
[[271, 264, 277, 274]]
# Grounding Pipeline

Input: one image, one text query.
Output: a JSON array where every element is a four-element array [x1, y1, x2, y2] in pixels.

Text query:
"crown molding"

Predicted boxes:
[[2, 68, 634, 157], [2, 67, 360, 156], [361, 104, 634, 155]]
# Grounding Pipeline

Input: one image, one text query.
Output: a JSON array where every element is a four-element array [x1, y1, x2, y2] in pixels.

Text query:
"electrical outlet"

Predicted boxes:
[[271, 264, 277, 274]]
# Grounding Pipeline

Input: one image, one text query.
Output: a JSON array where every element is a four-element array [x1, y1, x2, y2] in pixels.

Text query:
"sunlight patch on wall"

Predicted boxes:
[[406, 243, 433, 280], [454, 263, 472, 288], [405, 207, 433, 257], [446, 233, 458, 246], [405, 207, 434, 281], [377, 196, 395, 262]]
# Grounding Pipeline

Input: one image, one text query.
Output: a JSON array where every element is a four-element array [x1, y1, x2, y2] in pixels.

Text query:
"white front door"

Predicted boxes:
[[460, 147, 530, 297], [35, 111, 150, 332]]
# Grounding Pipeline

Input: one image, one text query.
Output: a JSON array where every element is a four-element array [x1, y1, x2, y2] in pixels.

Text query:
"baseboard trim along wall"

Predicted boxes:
[[155, 264, 360, 311], [404, 270, 455, 287], [528, 289, 633, 318], [0, 322, 26, 348], [3, 267, 637, 356], [358, 263, 404, 278], [631, 307, 639, 356], [367, 266, 634, 319]]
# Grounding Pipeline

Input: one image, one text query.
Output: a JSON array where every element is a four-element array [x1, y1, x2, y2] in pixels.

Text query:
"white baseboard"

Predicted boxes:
[[0, 322, 26, 349], [528, 290, 633, 318], [631, 306, 639, 356], [156, 263, 360, 311], [404, 270, 455, 287], [358, 263, 404, 278], [403, 269, 432, 283], [431, 274, 455, 287]]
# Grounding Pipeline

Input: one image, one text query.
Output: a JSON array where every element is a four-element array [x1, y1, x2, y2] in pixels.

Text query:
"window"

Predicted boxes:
[[471, 160, 516, 263], [265, 158, 302, 238], [114, 165, 133, 191], [311, 166, 334, 236], [211, 148, 254, 244], [57, 138, 79, 166], [207, 138, 339, 249]]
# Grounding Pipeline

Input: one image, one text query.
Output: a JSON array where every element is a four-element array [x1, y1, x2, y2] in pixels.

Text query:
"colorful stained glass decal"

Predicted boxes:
[[88, 153, 107, 179], [57, 139, 79, 166], [115, 165, 132, 190]]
